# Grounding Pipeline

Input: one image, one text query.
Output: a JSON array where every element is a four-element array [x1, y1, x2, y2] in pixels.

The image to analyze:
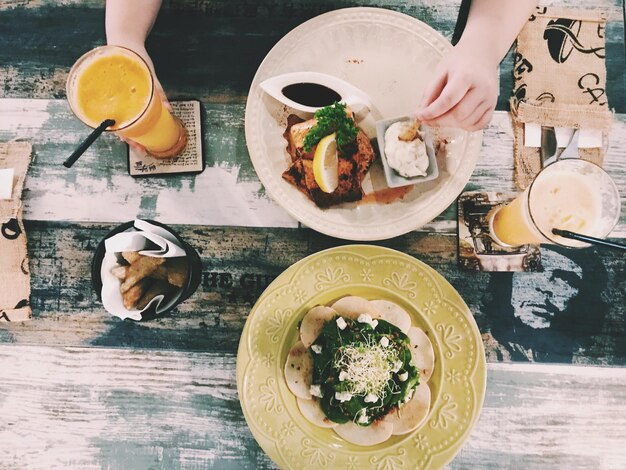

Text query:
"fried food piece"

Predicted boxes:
[[148, 265, 169, 282], [122, 278, 153, 310], [115, 251, 189, 311], [165, 257, 188, 287], [139, 258, 188, 287], [287, 118, 317, 160], [135, 280, 177, 311], [122, 251, 141, 264], [304, 158, 363, 208], [120, 255, 166, 293], [282, 114, 376, 208], [111, 265, 128, 280], [282, 158, 309, 196], [398, 119, 422, 142], [354, 129, 376, 180]]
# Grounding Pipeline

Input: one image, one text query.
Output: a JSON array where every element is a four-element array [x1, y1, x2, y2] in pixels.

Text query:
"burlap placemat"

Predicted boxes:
[[511, 7, 612, 189], [0, 142, 33, 322]]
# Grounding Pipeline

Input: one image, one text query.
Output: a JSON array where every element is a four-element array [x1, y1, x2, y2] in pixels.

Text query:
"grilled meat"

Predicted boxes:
[[282, 114, 376, 208]]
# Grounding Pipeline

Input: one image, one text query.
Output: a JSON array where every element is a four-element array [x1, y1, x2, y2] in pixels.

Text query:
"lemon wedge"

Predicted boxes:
[[313, 133, 339, 193]]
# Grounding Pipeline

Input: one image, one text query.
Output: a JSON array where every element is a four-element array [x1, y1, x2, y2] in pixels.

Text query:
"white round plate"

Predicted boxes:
[[245, 7, 483, 241]]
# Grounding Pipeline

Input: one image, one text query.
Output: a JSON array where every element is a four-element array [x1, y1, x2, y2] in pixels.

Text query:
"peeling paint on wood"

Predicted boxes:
[[0, 99, 297, 228], [0, 3, 624, 469], [453, 362, 626, 470], [0, 0, 624, 112], [0, 221, 623, 366], [0, 346, 625, 469], [0, 101, 624, 233]]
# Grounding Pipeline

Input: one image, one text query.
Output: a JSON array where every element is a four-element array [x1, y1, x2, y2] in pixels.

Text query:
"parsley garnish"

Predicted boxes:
[[303, 102, 359, 152]]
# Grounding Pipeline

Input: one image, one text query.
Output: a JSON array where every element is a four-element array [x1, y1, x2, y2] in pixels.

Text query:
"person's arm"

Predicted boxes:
[[106, 0, 161, 63], [105, 0, 167, 105], [416, 0, 538, 130]]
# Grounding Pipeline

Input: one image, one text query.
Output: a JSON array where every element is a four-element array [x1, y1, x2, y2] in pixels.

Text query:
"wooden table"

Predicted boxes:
[[1, 1, 625, 469]]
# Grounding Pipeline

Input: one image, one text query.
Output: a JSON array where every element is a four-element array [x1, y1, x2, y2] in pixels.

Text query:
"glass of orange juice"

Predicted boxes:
[[66, 45, 187, 158], [488, 159, 620, 248]]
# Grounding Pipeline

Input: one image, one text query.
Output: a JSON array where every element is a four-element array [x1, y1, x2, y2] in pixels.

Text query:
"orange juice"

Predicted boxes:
[[67, 46, 186, 157], [488, 160, 619, 248], [489, 194, 540, 246]]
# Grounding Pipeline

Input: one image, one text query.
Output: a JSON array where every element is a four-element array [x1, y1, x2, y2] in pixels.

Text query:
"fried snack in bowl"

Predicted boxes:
[[92, 219, 203, 321], [112, 252, 189, 311]]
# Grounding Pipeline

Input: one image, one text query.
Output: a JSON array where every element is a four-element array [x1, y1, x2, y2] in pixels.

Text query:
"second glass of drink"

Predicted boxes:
[[488, 159, 621, 248]]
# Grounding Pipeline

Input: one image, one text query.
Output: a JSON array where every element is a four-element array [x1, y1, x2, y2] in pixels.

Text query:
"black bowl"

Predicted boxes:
[[91, 220, 202, 320]]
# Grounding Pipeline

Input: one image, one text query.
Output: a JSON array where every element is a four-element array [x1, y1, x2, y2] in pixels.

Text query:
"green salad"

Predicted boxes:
[[309, 314, 419, 426]]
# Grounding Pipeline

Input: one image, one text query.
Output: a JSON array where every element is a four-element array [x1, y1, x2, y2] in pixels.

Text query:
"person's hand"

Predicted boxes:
[[416, 43, 499, 131]]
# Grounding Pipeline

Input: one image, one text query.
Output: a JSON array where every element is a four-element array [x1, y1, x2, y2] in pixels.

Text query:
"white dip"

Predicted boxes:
[[384, 121, 429, 177]]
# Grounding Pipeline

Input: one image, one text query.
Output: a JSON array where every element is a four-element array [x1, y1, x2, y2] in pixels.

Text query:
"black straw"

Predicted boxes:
[[552, 228, 626, 251], [63, 119, 115, 168]]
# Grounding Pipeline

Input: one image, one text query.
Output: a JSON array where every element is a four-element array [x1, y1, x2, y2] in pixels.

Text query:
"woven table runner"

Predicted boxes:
[[511, 7, 612, 189], [0, 142, 33, 322]]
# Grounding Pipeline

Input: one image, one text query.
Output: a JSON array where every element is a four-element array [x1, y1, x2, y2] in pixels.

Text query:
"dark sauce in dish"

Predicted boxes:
[[281, 83, 341, 107]]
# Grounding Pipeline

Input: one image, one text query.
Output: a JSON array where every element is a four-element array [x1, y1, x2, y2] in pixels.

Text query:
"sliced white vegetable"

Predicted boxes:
[[297, 397, 338, 428], [331, 296, 380, 320], [406, 327, 435, 382], [385, 381, 431, 435], [369, 300, 412, 333], [284, 341, 314, 399], [335, 419, 394, 446], [300, 306, 337, 348]]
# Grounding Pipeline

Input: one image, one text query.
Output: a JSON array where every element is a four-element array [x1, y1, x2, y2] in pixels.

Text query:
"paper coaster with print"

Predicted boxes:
[[128, 100, 204, 177]]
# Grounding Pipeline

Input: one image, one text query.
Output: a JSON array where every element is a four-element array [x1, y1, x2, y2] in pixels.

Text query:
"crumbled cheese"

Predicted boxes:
[[392, 360, 403, 373], [357, 313, 378, 329], [364, 393, 378, 403], [404, 388, 415, 403], [336, 317, 347, 330], [310, 385, 322, 398], [339, 370, 348, 382], [380, 336, 390, 347], [335, 391, 352, 402], [357, 409, 369, 424], [311, 344, 322, 354], [398, 371, 409, 382]]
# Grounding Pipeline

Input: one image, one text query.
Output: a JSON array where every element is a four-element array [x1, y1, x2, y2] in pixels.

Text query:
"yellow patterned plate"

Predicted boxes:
[[236, 245, 486, 469]]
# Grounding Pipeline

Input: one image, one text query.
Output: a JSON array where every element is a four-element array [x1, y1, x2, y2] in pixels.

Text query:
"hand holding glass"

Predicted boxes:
[[67, 46, 186, 158]]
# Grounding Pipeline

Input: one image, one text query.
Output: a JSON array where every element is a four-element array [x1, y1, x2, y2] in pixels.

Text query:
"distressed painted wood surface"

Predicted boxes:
[[1, 345, 625, 470], [1, 221, 624, 367], [1, 100, 625, 234], [0, 0, 624, 112], [0, 1, 625, 468]]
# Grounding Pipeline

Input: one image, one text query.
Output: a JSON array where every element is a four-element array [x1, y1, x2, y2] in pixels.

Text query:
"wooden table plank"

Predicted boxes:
[[1, 101, 625, 233], [1, 345, 625, 469], [453, 362, 626, 469], [0, 99, 297, 228], [0, 2, 624, 469], [0, 0, 624, 113], [2, 221, 624, 366]]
